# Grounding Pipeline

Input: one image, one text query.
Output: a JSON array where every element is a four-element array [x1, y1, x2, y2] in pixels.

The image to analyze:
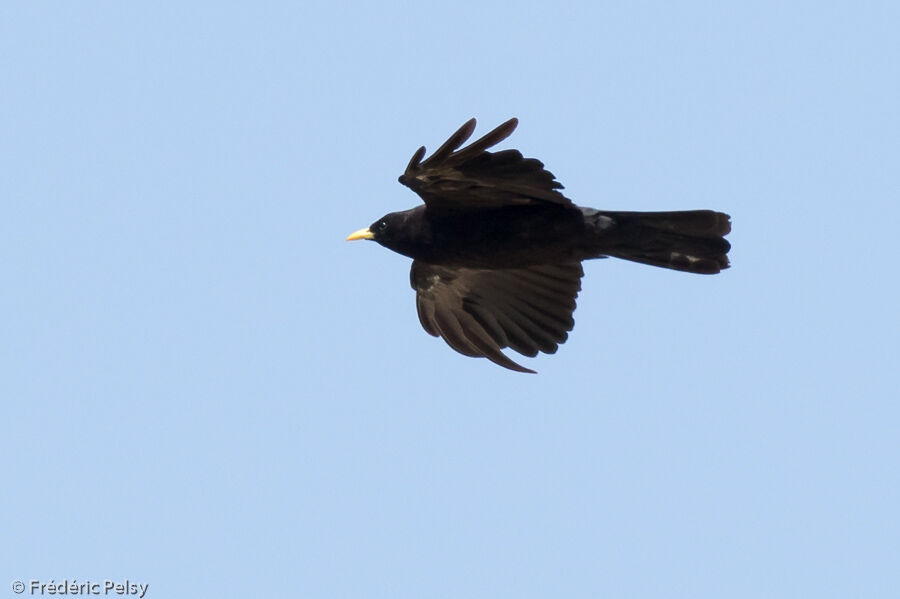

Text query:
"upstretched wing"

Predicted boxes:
[[398, 118, 574, 210], [410, 260, 583, 373]]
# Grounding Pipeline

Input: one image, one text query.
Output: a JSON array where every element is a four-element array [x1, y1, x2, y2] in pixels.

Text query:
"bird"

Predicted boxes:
[[347, 118, 731, 373]]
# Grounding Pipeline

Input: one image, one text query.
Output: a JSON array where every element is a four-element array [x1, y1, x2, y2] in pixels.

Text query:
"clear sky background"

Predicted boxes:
[[2, 2, 898, 598]]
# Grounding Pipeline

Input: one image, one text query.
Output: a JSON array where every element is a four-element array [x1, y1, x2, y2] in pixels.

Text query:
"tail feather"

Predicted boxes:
[[597, 210, 732, 274], [600, 210, 731, 237]]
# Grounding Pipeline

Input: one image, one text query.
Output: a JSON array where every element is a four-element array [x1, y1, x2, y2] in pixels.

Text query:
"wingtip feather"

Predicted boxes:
[[404, 145, 426, 172], [426, 118, 477, 164]]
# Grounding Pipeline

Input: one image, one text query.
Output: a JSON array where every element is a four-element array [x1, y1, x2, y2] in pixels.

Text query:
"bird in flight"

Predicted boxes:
[[347, 118, 731, 373]]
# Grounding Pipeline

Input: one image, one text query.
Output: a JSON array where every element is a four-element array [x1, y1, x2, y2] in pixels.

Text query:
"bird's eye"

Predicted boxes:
[[374, 220, 388, 233]]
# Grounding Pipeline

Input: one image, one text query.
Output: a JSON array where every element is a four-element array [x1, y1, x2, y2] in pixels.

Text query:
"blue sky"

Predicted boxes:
[[2, 2, 898, 597]]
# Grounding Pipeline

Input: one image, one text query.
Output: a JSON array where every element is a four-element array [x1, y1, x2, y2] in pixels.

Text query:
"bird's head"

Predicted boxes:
[[346, 207, 428, 258]]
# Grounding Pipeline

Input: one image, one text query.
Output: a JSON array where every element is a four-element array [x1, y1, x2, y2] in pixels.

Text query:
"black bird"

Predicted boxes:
[[347, 118, 731, 373]]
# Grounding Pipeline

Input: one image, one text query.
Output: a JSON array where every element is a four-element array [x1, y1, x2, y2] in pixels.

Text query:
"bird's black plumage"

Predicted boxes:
[[347, 118, 731, 373]]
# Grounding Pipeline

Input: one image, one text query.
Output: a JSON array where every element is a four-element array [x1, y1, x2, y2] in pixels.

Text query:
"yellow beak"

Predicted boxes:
[[346, 227, 375, 241]]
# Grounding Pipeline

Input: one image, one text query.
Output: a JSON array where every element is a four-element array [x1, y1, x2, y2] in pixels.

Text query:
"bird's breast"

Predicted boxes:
[[416, 205, 591, 268]]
